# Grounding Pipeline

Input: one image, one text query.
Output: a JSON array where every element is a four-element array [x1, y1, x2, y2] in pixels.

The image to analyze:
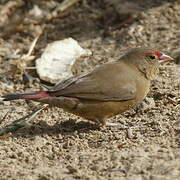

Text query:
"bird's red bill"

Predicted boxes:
[[159, 53, 174, 64]]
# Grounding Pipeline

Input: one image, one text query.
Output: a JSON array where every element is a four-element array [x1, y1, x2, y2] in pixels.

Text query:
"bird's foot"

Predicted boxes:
[[105, 122, 136, 138], [105, 122, 129, 129]]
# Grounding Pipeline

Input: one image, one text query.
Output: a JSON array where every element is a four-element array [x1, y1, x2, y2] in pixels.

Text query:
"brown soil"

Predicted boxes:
[[0, 0, 179, 180]]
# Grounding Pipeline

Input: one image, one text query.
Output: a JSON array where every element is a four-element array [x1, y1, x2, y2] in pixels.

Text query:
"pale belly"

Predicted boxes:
[[67, 98, 138, 124]]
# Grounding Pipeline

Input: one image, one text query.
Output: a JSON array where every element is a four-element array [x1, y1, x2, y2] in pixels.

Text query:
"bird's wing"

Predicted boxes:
[[51, 62, 137, 101]]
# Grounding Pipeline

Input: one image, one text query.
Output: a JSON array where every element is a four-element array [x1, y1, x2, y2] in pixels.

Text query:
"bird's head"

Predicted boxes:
[[122, 47, 173, 80]]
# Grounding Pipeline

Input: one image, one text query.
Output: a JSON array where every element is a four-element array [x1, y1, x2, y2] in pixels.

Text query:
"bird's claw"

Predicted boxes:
[[105, 122, 129, 129]]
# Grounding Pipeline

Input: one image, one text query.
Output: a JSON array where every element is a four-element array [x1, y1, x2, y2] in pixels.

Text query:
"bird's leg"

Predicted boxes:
[[95, 119, 129, 129], [105, 122, 129, 129]]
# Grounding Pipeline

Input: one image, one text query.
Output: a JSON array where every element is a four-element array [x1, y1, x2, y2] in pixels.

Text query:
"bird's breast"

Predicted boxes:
[[135, 77, 151, 103]]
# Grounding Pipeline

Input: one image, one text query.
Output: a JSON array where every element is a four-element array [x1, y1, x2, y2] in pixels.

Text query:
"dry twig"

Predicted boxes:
[[48, 0, 81, 21], [58, 0, 81, 12], [0, 104, 48, 136], [10, 26, 44, 74]]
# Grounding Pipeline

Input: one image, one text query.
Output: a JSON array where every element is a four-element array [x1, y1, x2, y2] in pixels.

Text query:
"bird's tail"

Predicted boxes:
[[2, 90, 51, 101]]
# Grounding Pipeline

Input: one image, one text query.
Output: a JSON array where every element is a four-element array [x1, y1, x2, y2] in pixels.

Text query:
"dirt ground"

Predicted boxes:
[[0, 0, 180, 180]]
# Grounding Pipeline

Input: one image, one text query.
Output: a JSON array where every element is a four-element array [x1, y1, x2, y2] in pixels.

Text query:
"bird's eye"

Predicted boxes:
[[146, 54, 156, 60]]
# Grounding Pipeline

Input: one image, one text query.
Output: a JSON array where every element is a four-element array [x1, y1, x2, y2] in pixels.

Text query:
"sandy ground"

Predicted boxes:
[[0, 0, 179, 179]]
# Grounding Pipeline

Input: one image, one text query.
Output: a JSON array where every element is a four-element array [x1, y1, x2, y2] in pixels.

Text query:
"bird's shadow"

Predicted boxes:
[[13, 119, 101, 138]]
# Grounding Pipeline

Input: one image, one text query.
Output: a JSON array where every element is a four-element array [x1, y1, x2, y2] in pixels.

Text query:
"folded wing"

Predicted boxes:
[[50, 62, 137, 101]]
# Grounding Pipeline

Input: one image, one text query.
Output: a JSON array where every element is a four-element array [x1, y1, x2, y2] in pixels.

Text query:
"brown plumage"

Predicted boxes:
[[2, 47, 173, 126]]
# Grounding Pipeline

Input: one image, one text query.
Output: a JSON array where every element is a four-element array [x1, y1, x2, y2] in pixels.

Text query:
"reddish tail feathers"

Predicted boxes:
[[2, 90, 50, 101]]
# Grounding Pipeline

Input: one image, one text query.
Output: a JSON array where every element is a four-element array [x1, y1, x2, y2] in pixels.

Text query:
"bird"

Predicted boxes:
[[1, 47, 173, 128]]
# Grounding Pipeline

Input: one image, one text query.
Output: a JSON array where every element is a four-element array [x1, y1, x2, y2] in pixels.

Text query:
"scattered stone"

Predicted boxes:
[[36, 38, 92, 83]]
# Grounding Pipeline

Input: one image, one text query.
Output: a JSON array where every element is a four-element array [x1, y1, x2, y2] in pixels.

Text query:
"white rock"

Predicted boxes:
[[36, 38, 91, 83]]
